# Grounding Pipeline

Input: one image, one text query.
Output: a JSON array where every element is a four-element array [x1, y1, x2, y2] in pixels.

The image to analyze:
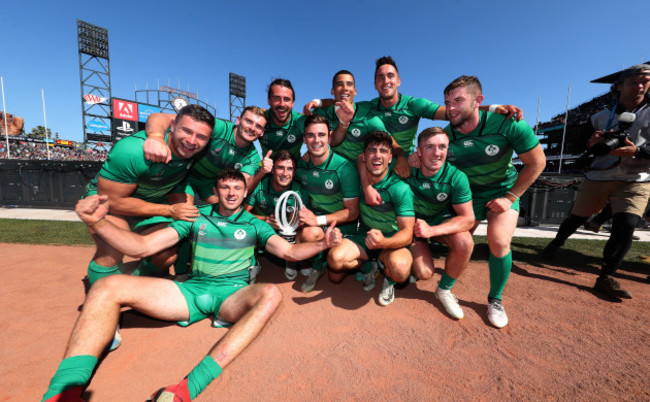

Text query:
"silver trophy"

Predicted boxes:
[[275, 190, 303, 243], [275, 190, 304, 280]]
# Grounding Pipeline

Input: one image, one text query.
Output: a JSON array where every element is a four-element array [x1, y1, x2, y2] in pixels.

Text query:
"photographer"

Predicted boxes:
[[543, 64, 650, 299]]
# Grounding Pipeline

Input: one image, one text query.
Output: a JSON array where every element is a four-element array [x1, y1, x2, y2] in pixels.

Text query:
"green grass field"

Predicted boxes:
[[1, 218, 648, 262], [0, 219, 94, 246]]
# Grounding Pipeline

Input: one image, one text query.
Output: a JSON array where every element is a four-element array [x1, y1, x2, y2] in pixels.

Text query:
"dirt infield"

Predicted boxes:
[[1, 242, 649, 401]]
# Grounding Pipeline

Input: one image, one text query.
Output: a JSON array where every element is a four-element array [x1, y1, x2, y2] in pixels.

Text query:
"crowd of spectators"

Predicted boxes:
[[0, 141, 107, 162]]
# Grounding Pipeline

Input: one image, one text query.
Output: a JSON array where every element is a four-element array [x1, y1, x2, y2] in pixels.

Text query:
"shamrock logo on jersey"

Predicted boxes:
[[399, 116, 409, 124], [351, 128, 361, 137], [234, 229, 247, 240], [436, 193, 448, 202], [325, 179, 334, 190], [234, 163, 243, 170], [485, 144, 500, 156], [287, 134, 296, 143]]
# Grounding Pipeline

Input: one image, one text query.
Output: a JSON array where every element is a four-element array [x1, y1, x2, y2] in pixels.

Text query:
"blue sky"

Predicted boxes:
[[1, 0, 648, 143]]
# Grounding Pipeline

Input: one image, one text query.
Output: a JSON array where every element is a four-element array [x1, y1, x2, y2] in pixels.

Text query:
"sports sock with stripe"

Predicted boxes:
[[42, 355, 97, 401]]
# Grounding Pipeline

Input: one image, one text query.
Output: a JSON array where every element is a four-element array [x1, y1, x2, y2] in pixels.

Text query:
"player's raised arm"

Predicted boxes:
[[77, 195, 181, 257], [143, 112, 177, 163]]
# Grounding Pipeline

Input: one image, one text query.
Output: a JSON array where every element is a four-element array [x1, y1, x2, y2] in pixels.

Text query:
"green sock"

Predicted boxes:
[[488, 251, 512, 300], [42, 355, 97, 401], [311, 253, 323, 272], [438, 272, 457, 290], [87, 260, 122, 286], [132, 258, 161, 277], [360, 260, 373, 274], [174, 239, 191, 275], [186, 356, 223, 400]]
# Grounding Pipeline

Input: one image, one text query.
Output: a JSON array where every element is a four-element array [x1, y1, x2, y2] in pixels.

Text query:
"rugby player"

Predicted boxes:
[[327, 131, 415, 306], [406, 127, 474, 319], [443, 75, 545, 328], [42, 170, 342, 402]]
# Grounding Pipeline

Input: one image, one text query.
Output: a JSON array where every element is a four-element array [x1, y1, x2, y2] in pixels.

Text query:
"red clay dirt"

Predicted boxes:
[[1, 242, 649, 401]]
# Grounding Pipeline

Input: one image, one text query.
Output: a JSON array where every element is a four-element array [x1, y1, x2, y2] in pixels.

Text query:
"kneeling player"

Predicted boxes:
[[327, 131, 415, 306], [406, 127, 474, 319], [42, 170, 341, 402], [245, 150, 310, 280]]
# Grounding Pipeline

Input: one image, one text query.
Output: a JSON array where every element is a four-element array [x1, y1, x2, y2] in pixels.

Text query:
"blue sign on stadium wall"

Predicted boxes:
[[87, 119, 110, 132], [138, 104, 161, 123]]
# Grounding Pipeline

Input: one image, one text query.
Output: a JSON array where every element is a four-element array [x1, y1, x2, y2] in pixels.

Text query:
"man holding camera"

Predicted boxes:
[[543, 64, 650, 300]]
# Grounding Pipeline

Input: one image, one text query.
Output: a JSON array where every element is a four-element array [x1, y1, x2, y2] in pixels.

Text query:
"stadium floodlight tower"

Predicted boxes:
[[229, 72, 246, 122], [77, 20, 113, 146]]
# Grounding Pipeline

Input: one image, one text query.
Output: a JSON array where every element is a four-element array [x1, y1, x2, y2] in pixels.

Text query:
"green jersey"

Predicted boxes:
[[445, 111, 539, 193], [187, 118, 261, 200], [406, 162, 472, 225], [368, 94, 440, 154], [85, 130, 193, 203], [296, 150, 360, 216], [245, 176, 309, 218], [313, 102, 387, 162], [259, 110, 306, 158], [170, 204, 276, 278], [360, 171, 414, 237]]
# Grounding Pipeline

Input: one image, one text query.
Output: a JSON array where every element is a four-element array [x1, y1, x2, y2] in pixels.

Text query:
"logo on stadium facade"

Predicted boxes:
[[287, 134, 296, 143], [234, 163, 243, 170], [399, 116, 408, 124], [436, 193, 448, 202], [113, 99, 137, 121], [485, 144, 500, 156], [234, 229, 247, 239], [351, 128, 361, 137], [325, 179, 334, 189]]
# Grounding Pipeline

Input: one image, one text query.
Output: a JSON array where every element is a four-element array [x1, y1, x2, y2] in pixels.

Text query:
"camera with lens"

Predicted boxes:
[[590, 112, 636, 156]]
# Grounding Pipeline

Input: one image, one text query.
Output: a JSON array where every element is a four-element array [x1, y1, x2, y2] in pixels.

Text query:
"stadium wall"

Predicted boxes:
[[0, 160, 100, 208], [0, 160, 582, 226]]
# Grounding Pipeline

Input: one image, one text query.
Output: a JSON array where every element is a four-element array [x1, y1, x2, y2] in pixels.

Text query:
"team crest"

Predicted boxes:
[[398, 116, 408, 124], [234, 229, 247, 240], [234, 163, 243, 170], [436, 193, 448, 202], [325, 179, 334, 189], [485, 145, 500, 156], [351, 128, 361, 137], [287, 134, 296, 143]]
